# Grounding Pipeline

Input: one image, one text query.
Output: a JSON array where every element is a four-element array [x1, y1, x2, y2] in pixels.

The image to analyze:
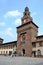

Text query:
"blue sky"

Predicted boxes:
[[0, 0, 43, 43]]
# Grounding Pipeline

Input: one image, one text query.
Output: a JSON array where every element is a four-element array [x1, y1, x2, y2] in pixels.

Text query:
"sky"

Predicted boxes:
[[0, 0, 43, 43]]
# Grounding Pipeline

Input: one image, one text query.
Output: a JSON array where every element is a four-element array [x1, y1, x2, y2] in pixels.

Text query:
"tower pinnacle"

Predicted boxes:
[[21, 7, 33, 24], [25, 7, 29, 11]]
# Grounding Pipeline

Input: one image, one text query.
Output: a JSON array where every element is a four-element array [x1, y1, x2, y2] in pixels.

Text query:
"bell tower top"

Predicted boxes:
[[21, 7, 33, 24], [24, 7, 30, 16], [25, 7, 29, 11]]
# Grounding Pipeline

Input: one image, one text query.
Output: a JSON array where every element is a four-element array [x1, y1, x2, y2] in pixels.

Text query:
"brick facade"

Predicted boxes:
[[17, 7, 38, 56]]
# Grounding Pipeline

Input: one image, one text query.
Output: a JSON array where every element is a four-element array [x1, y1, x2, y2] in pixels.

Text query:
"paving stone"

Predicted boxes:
[[0, 56, 43, 65]]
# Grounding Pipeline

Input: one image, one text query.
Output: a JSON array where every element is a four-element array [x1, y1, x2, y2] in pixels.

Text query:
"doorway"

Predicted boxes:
[[22, 49, 25, 56], [32, 51, 36, 57]]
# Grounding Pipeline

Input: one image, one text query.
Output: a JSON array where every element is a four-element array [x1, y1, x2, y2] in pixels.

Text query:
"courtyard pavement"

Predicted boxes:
[[0, 56, 43, 65]]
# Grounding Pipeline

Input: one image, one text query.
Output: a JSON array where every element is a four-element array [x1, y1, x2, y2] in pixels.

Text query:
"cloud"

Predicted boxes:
[[0, 27, 14, 38], [4, 10, 21, 18], [14, 18, 21, 25], [0, 22, 5, 26]]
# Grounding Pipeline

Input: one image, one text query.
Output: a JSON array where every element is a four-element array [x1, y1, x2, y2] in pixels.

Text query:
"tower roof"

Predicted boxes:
[[25, 7, 29, 11], [17, 21, 38, 29]]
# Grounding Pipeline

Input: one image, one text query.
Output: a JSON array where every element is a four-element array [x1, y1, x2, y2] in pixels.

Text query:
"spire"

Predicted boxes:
[[24, 7, 30, 16], [25, 7, 29, 11], [21, 7, 33, 24]]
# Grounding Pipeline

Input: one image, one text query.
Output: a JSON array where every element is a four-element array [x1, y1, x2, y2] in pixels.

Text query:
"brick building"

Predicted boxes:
[[0, 7, 43, 57], [16, 7, 43, 57]]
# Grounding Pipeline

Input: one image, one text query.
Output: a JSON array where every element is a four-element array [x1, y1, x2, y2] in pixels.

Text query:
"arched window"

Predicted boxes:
[[37, 49, 41, 56]]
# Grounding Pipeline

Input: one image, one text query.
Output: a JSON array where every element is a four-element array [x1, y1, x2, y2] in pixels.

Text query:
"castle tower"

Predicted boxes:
[[17, 7, 38, 56]]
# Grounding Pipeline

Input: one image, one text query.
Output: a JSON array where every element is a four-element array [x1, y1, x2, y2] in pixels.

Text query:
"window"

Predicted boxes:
[[36, 43, 39, 47], [1, 51, 2, 54], [32, 43, 36, 47], [39, 42, 42, 46], [6, 51, 8, 54]]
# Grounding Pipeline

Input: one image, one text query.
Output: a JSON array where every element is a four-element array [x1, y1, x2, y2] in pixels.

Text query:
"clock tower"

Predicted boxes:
[[17, 7, 38, 56], [21, 7, 32, 24]]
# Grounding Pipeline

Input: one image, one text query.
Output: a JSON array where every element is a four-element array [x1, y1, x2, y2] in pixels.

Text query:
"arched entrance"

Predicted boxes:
[[37, 49, 41, 57], [9, 51, 12, 55], [22, 49, 25, 56]]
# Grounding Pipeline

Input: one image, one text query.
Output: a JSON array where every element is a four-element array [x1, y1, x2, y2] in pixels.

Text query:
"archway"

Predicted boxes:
[[22, 49, 25, 56], [37, 49, 41, 56], [9, 51, 12, 55]]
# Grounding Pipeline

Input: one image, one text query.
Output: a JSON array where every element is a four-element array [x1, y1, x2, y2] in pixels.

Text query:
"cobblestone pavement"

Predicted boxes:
[[0, 56, 43, 65]]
